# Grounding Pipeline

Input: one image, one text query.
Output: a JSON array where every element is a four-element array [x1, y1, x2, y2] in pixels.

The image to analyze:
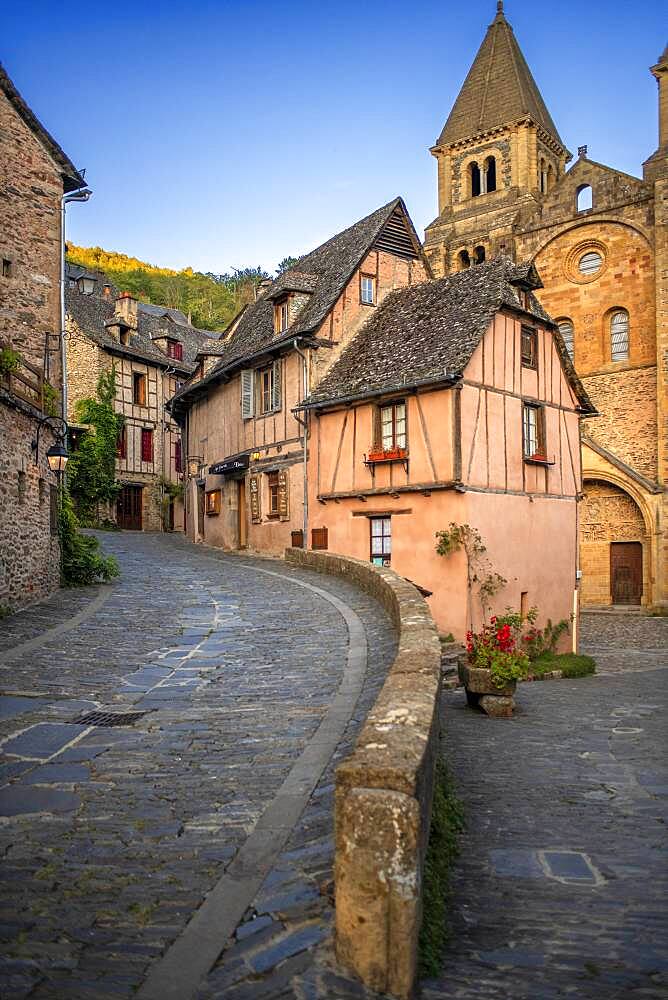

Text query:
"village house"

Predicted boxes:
[[299, 257, 595, 640], [0, 64, 87, 611], [169, 199, 428, 549], [423, 3, 667, 609], [66, 267, 216, 531]]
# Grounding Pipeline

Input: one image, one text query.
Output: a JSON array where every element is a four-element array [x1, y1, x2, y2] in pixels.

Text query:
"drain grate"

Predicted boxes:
[[69, 710, 149, 728]]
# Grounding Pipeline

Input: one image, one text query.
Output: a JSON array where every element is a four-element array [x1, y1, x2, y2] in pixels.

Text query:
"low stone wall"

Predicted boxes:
[[284, 548, 442, 999]]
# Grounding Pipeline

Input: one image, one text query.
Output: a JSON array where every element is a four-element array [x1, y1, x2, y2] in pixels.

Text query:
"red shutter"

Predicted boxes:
[[174, 342, 183, 361], [117, 426, 127, 459], [174, 439, 182, 473], [141, 428, 153, 463]]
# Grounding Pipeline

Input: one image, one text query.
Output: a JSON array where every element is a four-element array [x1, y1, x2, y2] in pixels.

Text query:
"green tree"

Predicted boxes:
[[68, 367, 124, 524], [276, 256, 300, 275]]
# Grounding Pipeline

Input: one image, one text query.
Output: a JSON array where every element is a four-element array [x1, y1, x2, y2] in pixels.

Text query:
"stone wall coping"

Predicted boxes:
[[284, 547, 442, 999]]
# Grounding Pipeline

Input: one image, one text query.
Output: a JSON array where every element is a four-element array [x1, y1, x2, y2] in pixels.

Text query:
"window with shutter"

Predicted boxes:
[[174, 439, 182, 473], [141, 428, 153, 463], [267, 472, 280, 516], [133, 372, 147, 405], [521, 326, 538, 369], [241, 369, 255, 419], [271, 360, 282, 411]]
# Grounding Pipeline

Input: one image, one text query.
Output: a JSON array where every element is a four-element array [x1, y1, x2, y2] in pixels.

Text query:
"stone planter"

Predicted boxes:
[[458, 660, 516, 717]]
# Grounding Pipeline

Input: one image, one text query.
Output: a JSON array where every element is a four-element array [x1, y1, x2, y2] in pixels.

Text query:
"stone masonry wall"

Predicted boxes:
[[0, 396, 60, 610]]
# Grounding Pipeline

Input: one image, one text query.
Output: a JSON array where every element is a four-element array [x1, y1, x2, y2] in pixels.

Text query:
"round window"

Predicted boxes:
[[578, 251, 602, 275]]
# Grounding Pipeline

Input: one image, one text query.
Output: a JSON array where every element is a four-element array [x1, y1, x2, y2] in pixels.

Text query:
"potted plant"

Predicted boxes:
[[458, 612, 530, 717]]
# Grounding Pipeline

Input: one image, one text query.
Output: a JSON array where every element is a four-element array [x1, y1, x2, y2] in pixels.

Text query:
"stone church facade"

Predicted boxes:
[[424, 3, 667, 609]]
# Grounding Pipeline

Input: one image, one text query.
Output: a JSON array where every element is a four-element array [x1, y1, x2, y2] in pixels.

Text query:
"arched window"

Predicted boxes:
[[469, 161, 481, 198], [576, 184, 593, 212], [557, 319, 574, 360], [539, 158, 547, 193], [458, 249, 471, 270], [610, 310, 629, 362], [474, 245, 486, 264], [484, 156, 497, 193], [546, 164, 554, 192]]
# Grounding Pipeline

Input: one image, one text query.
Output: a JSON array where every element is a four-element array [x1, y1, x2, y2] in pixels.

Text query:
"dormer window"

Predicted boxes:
[[275, 296, 289, 334], [166, 338, 183, 361], [521, 325, 538, 369], [120, 328, 131, 346], [360, 275, 375, 305]]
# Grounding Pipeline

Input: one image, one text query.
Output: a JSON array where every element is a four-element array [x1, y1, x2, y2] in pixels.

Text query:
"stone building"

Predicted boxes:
[[0, 64, 86, 611], [424, 4, 667, 609], [66, 267, 215, 531], [170, 199, 428, 551], [301, 257, 594, 638]]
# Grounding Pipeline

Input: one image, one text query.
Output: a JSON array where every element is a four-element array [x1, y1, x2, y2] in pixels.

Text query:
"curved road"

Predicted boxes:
[[0, 532, 397, 1000]]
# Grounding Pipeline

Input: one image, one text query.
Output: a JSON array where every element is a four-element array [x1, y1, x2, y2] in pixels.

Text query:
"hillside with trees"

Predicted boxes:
[[67, 246, 300, 332]]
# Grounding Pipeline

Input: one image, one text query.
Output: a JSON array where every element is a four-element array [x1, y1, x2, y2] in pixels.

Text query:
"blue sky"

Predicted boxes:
[[4, 1, 665, 274]]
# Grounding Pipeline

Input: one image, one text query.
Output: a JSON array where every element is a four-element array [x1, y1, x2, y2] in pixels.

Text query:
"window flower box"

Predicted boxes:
[[367, 447, 407, 463]]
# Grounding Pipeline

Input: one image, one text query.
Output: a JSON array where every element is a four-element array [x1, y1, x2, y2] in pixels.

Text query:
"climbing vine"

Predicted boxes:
[[67, 366, 125, 525], [435, 523, 506, 628], [59, 486, 119, 586]]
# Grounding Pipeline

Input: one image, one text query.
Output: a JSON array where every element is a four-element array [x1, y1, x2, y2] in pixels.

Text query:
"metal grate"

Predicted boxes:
[[69, 710, 149, 728]]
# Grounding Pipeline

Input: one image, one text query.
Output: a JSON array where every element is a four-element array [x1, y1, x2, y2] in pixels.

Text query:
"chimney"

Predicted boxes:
[[115, 291, 138, 330], [257, 278, 274, 299], [102, 284, 112, 299]]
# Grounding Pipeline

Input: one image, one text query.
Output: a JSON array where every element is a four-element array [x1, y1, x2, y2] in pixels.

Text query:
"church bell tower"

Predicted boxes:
[[424, 1, 570, 276]]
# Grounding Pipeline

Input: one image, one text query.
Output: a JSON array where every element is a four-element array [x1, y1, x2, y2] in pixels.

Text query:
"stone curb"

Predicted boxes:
[[285, 549, 442, 1000]]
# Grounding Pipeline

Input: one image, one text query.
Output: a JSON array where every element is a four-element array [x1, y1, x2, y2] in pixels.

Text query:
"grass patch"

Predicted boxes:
[[418, 757, 464, 979], [530, 651, 596, 678]]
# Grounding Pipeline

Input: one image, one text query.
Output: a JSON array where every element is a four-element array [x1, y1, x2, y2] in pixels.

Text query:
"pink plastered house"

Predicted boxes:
[[299, 257, 596, 642]]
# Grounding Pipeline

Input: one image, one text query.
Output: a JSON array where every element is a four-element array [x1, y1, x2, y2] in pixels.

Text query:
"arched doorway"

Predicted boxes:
[[580, 480, 648, 606]]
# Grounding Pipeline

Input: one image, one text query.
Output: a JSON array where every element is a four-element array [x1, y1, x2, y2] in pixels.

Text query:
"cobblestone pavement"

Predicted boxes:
[[580, 611, 668, 675], [424, 665, 668, 1000], [0, 532, 397, 1000]]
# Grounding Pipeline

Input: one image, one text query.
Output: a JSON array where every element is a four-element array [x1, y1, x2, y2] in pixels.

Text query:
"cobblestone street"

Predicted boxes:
[[424, 613, 668, 1000], [0, 532, 396, 1000]]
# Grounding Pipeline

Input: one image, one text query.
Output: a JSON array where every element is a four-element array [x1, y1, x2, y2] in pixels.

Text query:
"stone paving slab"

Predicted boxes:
[[580, 611, 668, 674], [0, 532, 397, 1000]]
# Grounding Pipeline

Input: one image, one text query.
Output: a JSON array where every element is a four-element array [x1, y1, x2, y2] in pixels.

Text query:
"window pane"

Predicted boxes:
[[558, 321, 574, 360], [371, 519, 383, 536], [579, 251, 602, 275], [611, 311, 629, 362]]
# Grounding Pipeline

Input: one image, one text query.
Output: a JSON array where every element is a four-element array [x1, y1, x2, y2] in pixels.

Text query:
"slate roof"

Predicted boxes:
[[0, 63, 85, 192], [66, 265, 216, 373], [303, 257, 594, 412], [437, 6, 564, 148], [170, 197, 424, 411]]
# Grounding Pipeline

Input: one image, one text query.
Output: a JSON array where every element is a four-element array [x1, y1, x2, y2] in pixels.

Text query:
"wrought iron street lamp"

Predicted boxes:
[[32, 415, 69, 473]]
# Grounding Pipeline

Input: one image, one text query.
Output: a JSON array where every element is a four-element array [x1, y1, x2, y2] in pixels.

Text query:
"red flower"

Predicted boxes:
[[466, 643, 473, 653], [490, 616, 497, 624]]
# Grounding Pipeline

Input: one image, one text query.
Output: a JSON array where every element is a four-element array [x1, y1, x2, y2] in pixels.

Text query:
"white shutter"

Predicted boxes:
[[271, 359, 282, 412], [241, 369, 254, 419]]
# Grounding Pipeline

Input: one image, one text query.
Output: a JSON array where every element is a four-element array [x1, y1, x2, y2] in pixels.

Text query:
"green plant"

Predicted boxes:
[[0, 604, 11, 620], [157, 475, 184, 529], [42, 382, 60, 417], [418, 757, 464, 978], [59, 487, 119, 586], [0, 346, 21, 376], [436, 523, 506, 627], [466, 613, 531, 688], [530, 651, 596, 678], [67, 367, 124, 524], [521, 616, 570, 660]]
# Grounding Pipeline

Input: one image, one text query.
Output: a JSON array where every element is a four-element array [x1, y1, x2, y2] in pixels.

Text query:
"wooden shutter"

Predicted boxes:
[[249, 474, 261, 522], [241, 369, 255, 419], [312, 527, 328, 550], [271, 359, 282, 411], [278, 468, 289, 520], [141, 428, 153, 463]]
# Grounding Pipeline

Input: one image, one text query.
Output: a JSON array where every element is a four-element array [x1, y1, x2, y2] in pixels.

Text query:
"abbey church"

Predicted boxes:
[[425, 2, 667, 609]]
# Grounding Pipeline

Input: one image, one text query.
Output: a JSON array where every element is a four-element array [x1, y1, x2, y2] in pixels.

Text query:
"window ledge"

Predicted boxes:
[[523, 455, 555, 467]]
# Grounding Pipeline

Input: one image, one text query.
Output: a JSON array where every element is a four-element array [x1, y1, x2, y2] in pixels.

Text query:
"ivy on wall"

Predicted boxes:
[[67, 366, 125, 525]]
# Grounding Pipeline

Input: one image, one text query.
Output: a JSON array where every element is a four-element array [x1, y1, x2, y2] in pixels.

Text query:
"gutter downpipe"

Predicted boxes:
[[60, 185, 92, 423], [293, 339, 309, 548]]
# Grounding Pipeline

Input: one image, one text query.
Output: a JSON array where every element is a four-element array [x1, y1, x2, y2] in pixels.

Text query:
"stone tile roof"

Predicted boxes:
[[303, 257, 594, 412], [437, 6, 564, 148], [0, 62, 85, 192], [66, 272, 215, 374], [171, 198, 422, 408]]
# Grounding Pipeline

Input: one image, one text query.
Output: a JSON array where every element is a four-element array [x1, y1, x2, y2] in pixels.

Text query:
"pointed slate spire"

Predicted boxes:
[[437, 5, 564, 147]]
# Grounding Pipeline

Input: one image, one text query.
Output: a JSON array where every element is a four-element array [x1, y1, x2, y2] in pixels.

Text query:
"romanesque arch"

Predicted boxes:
[[579, 476, 651, 606]]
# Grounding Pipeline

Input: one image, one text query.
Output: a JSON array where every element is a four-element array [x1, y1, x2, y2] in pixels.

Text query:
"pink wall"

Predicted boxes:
[[308, 311, 583, 641]]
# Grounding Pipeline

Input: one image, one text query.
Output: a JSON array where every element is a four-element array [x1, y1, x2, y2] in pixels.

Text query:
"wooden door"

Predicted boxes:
[[117, 485, 143, 530], [611, 542, 642, 604], [237, 479, 247, 548]]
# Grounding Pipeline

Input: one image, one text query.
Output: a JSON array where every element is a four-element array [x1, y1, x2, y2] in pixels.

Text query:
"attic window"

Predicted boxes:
[[521, 325, 538, 370], [275, 296, 289, 334], [360, 275, 375, 305], [166, 339, 183, 361], [120, 328, 131, 346]]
